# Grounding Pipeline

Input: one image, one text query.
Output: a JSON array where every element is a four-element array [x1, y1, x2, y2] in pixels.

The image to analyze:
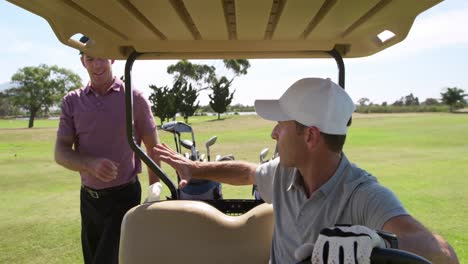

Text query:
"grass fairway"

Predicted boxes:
[[0, 113, 467, 263]]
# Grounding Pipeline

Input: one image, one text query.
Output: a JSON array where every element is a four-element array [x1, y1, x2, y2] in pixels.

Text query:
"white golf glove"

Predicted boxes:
[[145, 182, 162, 202], [295, 225, 386, 264]]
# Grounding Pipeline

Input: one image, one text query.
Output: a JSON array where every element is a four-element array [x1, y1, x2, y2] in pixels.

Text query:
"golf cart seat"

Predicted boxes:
[[119, 200, 274, 264]]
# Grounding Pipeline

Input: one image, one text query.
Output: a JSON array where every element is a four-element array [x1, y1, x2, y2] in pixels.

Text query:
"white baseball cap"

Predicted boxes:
[[254, 78, 356, 135]]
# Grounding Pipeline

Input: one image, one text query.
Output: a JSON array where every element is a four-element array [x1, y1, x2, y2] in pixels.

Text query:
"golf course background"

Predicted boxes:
[[0, 113, 466, 263]]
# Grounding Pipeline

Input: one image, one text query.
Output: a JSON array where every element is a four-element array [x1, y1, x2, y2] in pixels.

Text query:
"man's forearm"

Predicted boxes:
[[191, 160, 257, 185], [147, 157, 160, 185], [143, 132, 161, 185], [55, 144, 90, 173], [398, 231, 459, 264]]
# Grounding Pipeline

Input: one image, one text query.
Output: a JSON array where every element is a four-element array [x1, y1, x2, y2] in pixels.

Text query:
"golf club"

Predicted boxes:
[[180, 139, 198, 160], [205, 136, 218, 162]]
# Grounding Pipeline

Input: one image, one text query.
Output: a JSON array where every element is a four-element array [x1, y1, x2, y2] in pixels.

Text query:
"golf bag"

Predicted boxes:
[[161, 121, 226, 201], [179, 179, 223, 200]]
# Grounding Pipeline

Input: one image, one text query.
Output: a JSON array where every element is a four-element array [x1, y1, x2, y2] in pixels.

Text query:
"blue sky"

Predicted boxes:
[[1, 1, 467, 106]]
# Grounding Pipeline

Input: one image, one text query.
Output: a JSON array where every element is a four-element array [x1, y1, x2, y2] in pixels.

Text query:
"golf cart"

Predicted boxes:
[[7, 0, 443, 263]]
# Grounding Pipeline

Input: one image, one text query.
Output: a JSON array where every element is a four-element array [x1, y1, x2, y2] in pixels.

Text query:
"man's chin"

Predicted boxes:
[[92, 78, 110, 87]]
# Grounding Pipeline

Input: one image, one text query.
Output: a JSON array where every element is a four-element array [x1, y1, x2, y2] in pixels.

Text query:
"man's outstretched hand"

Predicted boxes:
[[153, 143, 194, 188]]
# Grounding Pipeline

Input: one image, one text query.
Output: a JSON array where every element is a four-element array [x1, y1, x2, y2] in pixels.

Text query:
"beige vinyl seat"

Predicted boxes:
[[119, 200, 274, 264]]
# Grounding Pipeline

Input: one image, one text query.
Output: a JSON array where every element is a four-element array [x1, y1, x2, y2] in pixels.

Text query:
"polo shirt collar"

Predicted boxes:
[[84, 77, 122, 95], [287, 169, 301, 191], [319, 154, 349, 196], [286, 153, 350, 197]]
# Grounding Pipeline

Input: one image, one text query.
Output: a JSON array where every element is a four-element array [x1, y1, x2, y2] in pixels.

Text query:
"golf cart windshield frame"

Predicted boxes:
[[123, 49, 346, 200]]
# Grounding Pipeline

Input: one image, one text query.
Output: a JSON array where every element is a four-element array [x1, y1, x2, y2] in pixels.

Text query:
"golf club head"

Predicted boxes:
[[180, 139, 199, 160], [175, 122, 193, 133], [205, 136, 217, 148], [160, 121, 182, 153], [180, 139, 194, 150], [199, 153, 206, 162], [205, 136, 217, 161], [179, 139, 196, 159], [161, 121, 193, 133], [260, 148, 269, 163], [160, 121, 178, 133], [217, 154, 235, 161]]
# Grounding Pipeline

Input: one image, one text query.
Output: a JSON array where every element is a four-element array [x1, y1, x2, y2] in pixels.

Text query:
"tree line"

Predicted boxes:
[[0, 60, 250, 127], [0, 62, 466, 128], [356, 90, 467, 113]]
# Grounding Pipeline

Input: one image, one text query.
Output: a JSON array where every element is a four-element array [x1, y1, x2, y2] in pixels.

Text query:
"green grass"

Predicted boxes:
[[1, 113, 467, 263]]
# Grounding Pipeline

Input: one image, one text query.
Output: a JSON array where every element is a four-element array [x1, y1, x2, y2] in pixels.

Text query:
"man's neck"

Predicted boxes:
[[91, 77, 115, 95], [299, 152, 342, 198]]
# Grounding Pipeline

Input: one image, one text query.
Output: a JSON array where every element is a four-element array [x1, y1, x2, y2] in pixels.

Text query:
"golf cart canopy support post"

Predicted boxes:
[[124, 51, 178, 199]]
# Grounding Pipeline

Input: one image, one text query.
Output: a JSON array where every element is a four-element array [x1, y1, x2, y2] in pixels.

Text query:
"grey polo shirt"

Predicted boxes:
[[255, 154, 408, 263]]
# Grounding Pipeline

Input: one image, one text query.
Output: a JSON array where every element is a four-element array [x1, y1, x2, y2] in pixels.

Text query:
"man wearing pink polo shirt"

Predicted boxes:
[[54, 36, 160, 264]]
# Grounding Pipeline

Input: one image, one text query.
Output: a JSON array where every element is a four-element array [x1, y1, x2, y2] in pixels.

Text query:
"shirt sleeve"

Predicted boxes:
[[57, 94, 76, 137], [133, 89, 157, 139], [351, 181, 409, 230], [255, 157, 279, 203]]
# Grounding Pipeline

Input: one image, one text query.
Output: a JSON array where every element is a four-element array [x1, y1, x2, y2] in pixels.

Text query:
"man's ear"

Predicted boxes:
[[305, 126, 320, 149]]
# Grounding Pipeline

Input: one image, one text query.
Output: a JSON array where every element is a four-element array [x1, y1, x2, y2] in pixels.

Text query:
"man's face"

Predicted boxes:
[[271, 120, 308, 167], [80, 54, 114, 88]]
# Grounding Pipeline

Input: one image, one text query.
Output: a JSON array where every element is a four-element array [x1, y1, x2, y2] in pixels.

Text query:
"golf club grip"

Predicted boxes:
[[296, 248, 432, 264]]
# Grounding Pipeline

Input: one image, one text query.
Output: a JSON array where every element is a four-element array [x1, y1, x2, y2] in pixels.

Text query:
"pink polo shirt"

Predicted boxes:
[[57, 78, 157, 189]]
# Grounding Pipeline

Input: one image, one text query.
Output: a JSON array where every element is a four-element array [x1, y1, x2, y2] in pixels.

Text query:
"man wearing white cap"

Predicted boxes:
[[154, 78, 458, 264]]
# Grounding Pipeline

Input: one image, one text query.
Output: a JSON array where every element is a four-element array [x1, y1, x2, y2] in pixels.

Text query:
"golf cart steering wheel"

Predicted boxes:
[[297, 247, 431, 264]]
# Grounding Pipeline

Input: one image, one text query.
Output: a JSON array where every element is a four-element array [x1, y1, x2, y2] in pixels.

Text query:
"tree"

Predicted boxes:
[[222, 59, 251, 76], [392, 98, 404, 106], [357, 97, 370, 106], [7, 64, 82, 128], [167, 59, 251, 91], [404, 93, 419, 106], [179, 82, 200, 123], [441, 87, 466, 112], [209, 77, 234, 120], [149, 80, 192, 125], [148, 84, 181, 125], [148, 84, 170, 125], [0, 92, 20, 117], [423, 98, 439, 105], [164, 59, 251, 118], [167, 60, 216, 90]]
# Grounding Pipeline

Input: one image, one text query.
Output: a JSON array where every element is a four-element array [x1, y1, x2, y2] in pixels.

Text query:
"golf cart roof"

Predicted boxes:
[[7, 0, 442, 60]]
